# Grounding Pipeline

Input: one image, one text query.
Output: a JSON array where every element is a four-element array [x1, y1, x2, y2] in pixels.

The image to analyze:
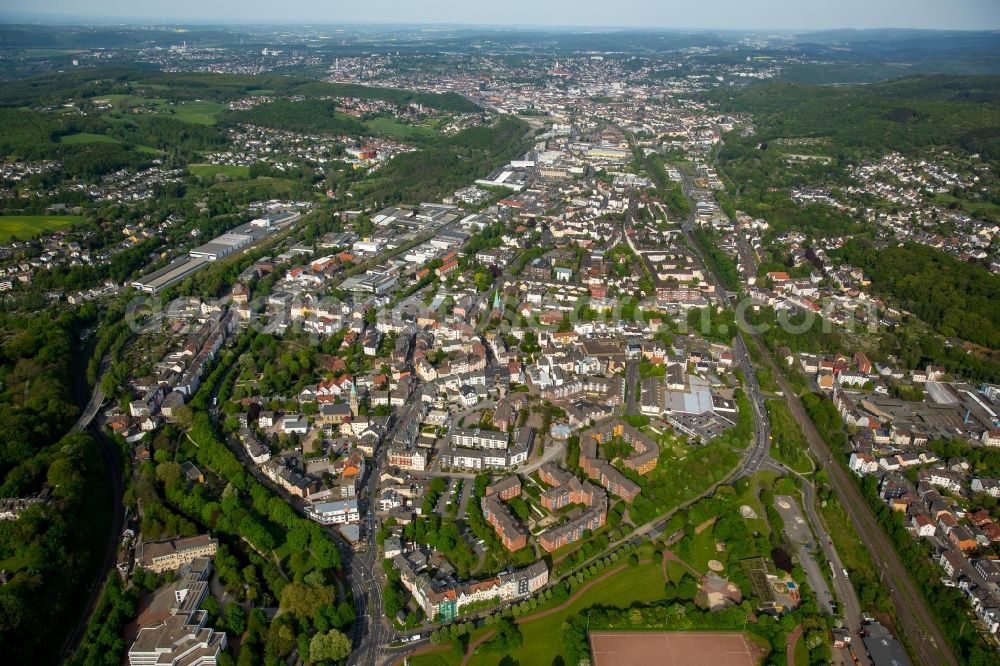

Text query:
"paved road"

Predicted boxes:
[[799, 478, 867, 665], [60, 354, 125, 661], [670, 166, 772, 480], [72, 383, 105, 432], [664, 151, 873, 663], [625, 359, 639, 416], [758, 340, 958, 666], [620, 158, 772, 481], [349, 384, 428, 666], [773, 494, 835, 616]]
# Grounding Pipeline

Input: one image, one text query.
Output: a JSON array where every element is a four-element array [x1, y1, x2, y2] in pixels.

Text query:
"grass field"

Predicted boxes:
[[22, 48, 85, 57], [931, 192, 1000, 222], [213, 176, 300, 197], [365, 116, 435, 141], [766, 400, 814, 474], [687, 526, 718, 572], [188, 163, 250, 179], [58, 132, 160, 155], [626, 435, 743, 526], [793, 631, 810, 666], [171, 101, 224, 125], [94, 94, 169, 107], [410, 561, 669, 666], [58, 132, 120, 145], [95, 95, 223, 125], [0, 215, 82, 241], [466, 561, 667, 666], [664, 559, 689, 583], [733, 471, 778, 538], [408, 653, 456, 666]]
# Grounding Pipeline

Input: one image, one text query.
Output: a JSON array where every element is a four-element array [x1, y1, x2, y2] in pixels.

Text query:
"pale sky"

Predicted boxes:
[[3, 0, 1000, 31]]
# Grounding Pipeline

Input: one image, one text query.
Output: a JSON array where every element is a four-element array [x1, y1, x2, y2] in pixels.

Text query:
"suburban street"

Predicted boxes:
[[773, 494, 835, 620]]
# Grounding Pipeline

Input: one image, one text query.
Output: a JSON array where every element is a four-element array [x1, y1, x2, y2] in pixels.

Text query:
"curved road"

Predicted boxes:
[[60, 355, 126, 661]]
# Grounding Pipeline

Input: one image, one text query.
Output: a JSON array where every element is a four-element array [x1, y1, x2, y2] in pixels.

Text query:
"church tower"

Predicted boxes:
[[349, 382, 359, 417]]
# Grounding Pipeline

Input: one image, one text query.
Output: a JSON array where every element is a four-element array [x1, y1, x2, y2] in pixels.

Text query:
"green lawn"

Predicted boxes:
[[626, 437, 743, 526], [95, 96, 222, 125], [766, 400, 814, 474], [467, 561, 667, 666], [94, 94, 168, 108], [364, 116, 435, 141], [932, 192, 1000, 223], [0, 215, 82, 241], [188, 163, 250, 179], [408, 653, 458, 666], [733, 471, 778, 538], [59, 131, 159, 155], [0, 554, 28, 574], [23, 48, 85, 57], [58, 132, 120, 145], [793, 632, 810, 666], [213, 176, 300, 197], [687, 525, 718, 572], [663, 559, 688, 583], [171, 101, 224, 125]]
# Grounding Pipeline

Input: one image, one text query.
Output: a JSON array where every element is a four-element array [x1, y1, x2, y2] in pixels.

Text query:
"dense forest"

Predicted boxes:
[[223, 99, 368, 136], [833, 239, 1000, 349], [0, 67, 478, 112], [0, 106, 229, 177], [354, 117, 532, 205], [0, 311, 90, 471], [711, 75, 1000, 165], [0, 310, 114, 664]]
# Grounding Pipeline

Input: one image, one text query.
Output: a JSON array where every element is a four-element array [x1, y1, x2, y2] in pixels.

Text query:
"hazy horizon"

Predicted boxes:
[[3, 0, 999, 32]]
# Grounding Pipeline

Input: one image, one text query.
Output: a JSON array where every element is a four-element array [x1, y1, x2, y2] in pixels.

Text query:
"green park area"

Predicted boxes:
[[170, 100, 225, 125], [96, 94, 224, 125], [410, 556, 668, 666], [58, 132, 161, 155], [58, 132, 120, 145], [766, 400, 814, 474], [410, 469, 823, 666], [0, 215, 82, 242], [364, 115, 437, 141], [188, 163, 251, 179]]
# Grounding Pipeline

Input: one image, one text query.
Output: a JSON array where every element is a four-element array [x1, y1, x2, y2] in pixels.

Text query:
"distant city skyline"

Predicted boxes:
[[3, 0, 1000, 31]]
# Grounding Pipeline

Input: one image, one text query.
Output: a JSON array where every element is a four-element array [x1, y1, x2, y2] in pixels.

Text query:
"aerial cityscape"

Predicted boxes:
[[1, 2, 999, 666]]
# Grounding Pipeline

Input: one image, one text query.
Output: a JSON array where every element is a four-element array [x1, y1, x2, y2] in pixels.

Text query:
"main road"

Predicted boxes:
[[658, 158, 872, 663], [622, 153, 773, 482], [60, 353, 126, 662]]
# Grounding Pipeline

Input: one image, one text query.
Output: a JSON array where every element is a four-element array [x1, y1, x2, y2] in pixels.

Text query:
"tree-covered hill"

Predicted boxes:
[[222, 98, 368, 136], [711, 75, 1000, 165], [833, 239, 1000, 350], [0, 67, 479, 113]]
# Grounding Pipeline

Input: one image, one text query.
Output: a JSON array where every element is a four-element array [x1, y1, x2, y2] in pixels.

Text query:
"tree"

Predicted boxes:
[[172, 404, 194, 429], [155, 461, 183, 489], [224, 603, 247, 635], [309, 629, 351, 663], [279, 580, 336, 618]]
